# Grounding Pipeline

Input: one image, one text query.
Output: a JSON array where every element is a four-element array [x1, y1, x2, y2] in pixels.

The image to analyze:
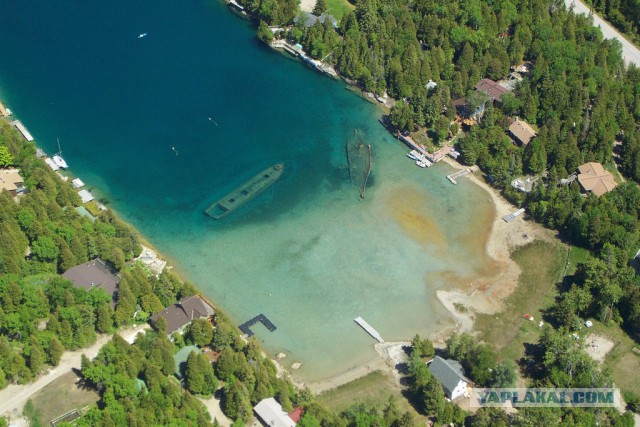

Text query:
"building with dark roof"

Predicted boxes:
[[428, 356, 470, 400], [475, 78, 508, 103], [62, 258, 120, 305], [150, 295, 215, 336]]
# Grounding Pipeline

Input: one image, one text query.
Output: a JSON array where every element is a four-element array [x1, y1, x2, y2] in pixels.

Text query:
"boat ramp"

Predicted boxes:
[[10, 120, 34, 141], [239, 314, 277, 337], [503, 208, 526, 223], [354, 316, 384, 343]]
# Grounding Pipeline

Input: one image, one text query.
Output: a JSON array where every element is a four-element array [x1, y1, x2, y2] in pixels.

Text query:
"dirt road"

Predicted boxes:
[[0, 325, 148, 419]]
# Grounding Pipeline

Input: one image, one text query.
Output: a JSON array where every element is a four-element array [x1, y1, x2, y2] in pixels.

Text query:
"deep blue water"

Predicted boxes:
[[0, 0, 496, 381]]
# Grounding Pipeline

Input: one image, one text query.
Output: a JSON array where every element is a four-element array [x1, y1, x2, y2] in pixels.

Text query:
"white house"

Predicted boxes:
[[428, 356, 470, 400], [254, 397, 296, 427]]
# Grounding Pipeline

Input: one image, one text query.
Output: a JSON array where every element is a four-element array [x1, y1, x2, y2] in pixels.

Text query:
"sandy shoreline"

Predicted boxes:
[[298, 158, 548, 392], [436, 157, 548, 336]]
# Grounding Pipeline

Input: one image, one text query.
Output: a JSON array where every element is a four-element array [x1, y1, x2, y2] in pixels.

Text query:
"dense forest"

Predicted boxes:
[[0, 123, 191, 387]]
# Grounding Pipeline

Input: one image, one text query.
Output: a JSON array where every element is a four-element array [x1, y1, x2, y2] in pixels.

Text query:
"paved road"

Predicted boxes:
[[565, 0, 640, 66], [0, 325, 148, 420]]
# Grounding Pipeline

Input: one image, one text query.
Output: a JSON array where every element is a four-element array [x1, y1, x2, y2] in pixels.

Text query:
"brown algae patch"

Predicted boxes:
[[384, 185, 447, 248]]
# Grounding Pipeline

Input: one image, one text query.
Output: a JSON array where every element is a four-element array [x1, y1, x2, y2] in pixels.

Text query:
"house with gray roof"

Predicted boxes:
[[293, 12, 337, 28], [150, 295, 215, 336], [428, 356, 470, 400], [62, 258, 120, 306], [254, 397, 297, 427]]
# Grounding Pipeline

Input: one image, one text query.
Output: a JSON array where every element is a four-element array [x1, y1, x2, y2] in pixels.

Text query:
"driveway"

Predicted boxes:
[[0, 325, 149, 419]]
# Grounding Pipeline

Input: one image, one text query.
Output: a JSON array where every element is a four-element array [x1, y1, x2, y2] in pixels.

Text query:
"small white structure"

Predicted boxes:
[[585, 320, 594, 328], [428, 356, 470, 400], [44, 158, 59, 171], [253, 397, 296, 427], [78, 189, 94, 204], [72, 178, 85, 189]]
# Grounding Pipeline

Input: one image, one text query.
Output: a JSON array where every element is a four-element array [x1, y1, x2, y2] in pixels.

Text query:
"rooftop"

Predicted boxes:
[[508, 117, 537, 146], [428, 356, 469, 398], [577, 162, 618, 197], [150, 295, 215, 335], [254, 397, 296, 427], [62, 258, 120, 303], [0, 169, 25, 194], [475, 78, 508, 102], [293, 12, 337, 28]]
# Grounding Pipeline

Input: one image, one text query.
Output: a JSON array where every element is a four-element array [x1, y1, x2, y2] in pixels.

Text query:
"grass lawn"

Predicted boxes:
[[565, 245, 592, 276], [475, 239, 567, 362], [317, 370, 427, 422], [587, 321, 640, 396], [325, 0, 354, 22], [28, 371, 99, 425], [604, 161, 625, 184]]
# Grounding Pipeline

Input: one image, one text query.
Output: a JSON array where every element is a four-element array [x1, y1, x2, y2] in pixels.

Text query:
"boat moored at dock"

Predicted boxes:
[[205, 163, 284, 219]]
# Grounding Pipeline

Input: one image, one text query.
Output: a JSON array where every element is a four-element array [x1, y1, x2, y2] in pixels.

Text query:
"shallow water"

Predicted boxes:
[[0, 0, 495, 381]]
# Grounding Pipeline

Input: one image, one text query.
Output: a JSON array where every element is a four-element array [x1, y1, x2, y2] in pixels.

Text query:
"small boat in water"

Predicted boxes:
[[205, 163, 284, 219], [138, 33, 147, 38], [53, 155, 68, 169], [53, 138, 68, 169]]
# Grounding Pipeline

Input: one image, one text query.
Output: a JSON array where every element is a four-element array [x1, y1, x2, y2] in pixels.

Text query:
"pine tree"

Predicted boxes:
[[312, 0, 326, 16]]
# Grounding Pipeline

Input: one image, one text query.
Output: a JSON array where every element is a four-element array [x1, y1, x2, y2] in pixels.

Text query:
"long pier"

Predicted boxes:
[[10, 120, 34, 141], [239, 314, 277, 337], [354, 316, 384, 343], [446, 166, 478, 184]]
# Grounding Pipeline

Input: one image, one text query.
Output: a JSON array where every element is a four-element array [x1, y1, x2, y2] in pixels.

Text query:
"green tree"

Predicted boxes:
[[312, 0, 326, 15], [0, 146, 13, 167], [188, 318, 214, 347]]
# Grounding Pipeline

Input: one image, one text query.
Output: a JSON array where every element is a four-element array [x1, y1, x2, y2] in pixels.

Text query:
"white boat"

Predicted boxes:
[[138, 33, 147, 38], [53, 155, 68, 169], [407, 150, 421, 160], [53, 138, 68, 169], [416, 160, 428, 168]]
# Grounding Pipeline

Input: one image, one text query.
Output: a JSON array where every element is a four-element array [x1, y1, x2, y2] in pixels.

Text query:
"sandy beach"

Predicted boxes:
[[300, 0, 316, 12], [437, 157, 549, 336]]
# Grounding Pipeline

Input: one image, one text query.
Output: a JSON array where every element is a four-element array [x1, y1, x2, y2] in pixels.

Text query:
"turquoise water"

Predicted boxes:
[[0, 0, 495, 381]]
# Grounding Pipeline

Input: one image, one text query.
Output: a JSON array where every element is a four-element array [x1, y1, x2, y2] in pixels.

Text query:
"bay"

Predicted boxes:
[[0, 0, 495, 381]]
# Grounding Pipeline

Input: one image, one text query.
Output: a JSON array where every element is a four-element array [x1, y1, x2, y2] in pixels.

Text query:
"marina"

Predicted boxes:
[[10, 120, 34, 141], [239, 314, 277, 337], [205, 163, 284, 219], [354, 317, 384, 343]]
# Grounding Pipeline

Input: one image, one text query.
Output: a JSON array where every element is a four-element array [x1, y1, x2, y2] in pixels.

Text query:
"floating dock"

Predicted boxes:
[[503, 208, 525, 223], [239, 314, 277, 337], [11, 120, 34, 141], [354, 316, 384, 343]]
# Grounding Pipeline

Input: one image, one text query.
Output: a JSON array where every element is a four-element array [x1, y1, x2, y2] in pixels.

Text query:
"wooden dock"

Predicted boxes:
[[239, 314, 277, 337], [446, 166, 478, 184], [10, 120, 34, 141], [503, 208, 525, 223], [354, 316, 384, 343]]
